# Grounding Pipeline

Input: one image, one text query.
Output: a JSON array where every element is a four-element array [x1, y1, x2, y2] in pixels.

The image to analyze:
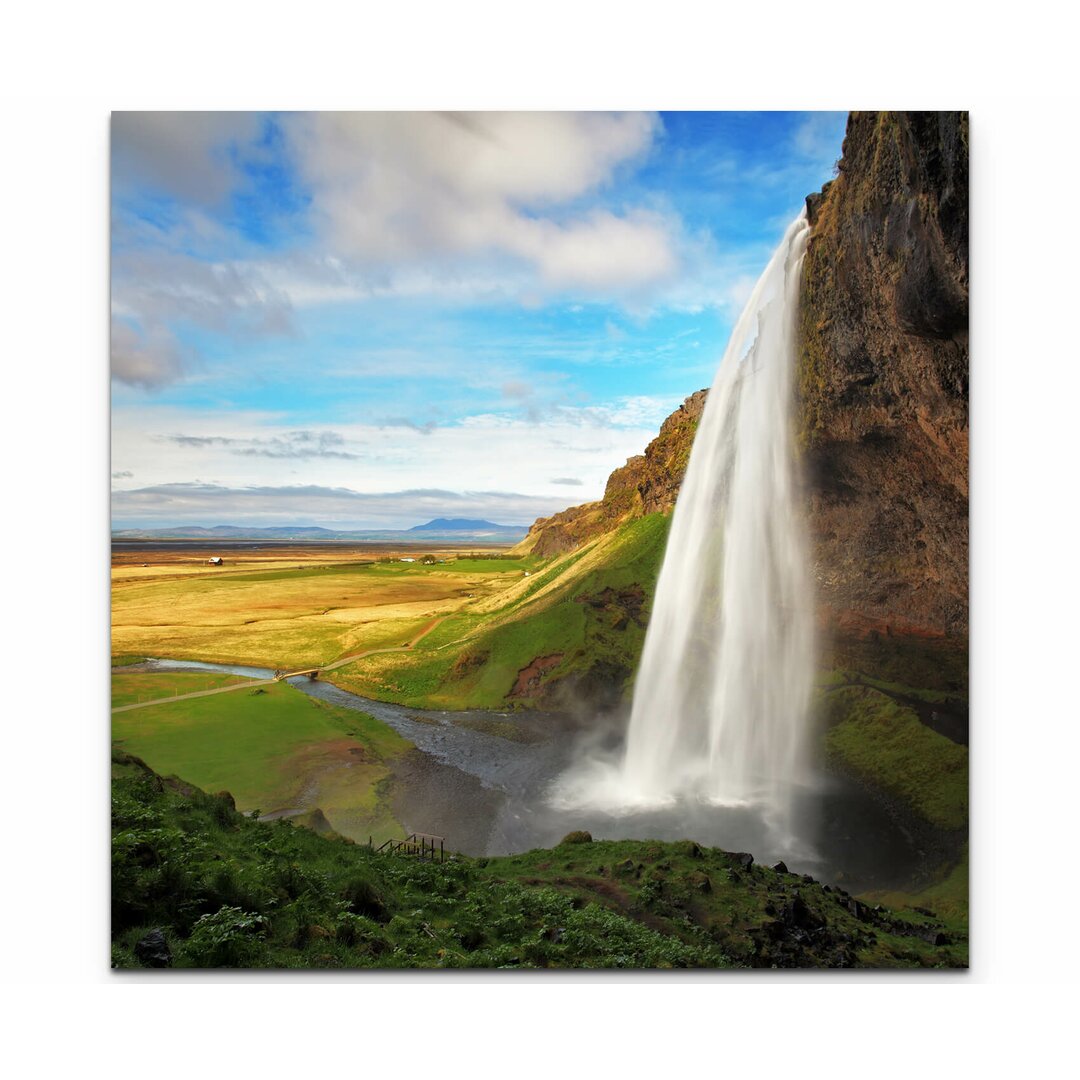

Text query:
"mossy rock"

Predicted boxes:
[[559, 830, 593, 845]]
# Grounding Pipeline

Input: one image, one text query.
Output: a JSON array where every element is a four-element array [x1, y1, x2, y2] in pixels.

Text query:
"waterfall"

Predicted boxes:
[[553, 213, 816, 842]]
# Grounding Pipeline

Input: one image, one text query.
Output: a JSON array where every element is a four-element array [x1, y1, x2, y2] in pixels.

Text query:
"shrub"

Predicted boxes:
[[340, 874, 388, 921], [181, 906, 268, 968]]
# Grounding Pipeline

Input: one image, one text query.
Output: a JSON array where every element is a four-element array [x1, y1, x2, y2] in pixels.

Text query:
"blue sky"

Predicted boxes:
[[111, 111, 846, 529]]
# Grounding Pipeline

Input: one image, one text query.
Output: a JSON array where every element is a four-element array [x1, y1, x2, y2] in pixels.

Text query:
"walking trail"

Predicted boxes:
[[111, 616, 447, 714]]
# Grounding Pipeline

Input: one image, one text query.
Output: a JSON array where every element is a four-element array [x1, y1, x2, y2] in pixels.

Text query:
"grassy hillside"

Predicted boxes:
[[111, 751, 967, 969], [329, 513, 672, 710], [820, 683, 968, 832], [112, 680, 410, 843]]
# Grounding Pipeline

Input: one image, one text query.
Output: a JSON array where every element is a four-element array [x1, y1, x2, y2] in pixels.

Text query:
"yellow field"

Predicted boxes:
[[111, 546, 536, 671]]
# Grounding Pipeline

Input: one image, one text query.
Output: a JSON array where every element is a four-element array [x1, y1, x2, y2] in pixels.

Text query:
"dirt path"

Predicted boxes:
[[111, 616, 448, 714]]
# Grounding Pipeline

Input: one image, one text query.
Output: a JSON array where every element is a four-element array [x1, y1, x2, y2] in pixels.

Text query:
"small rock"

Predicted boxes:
[[782, 895, 823, 931], [134, 929, 172, 968], [847, 898, 872, 922], [914, 925, 949, 947], [772, 861, 788, 874]]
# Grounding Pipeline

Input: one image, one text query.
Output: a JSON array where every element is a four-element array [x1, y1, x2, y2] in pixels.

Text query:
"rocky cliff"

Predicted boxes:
[[519, 389, 708, 557], [518, 110, 969, 675], [800, 112, 969, 644]]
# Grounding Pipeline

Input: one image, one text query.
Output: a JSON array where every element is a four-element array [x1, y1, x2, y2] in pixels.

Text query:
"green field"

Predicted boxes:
[[112, 670, 257, 707], [111, 678, 411, 843]]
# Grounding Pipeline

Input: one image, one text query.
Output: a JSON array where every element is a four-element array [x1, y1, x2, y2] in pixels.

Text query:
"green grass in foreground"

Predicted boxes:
[[111, 670, 256, 707], [111, 751, 967, 969], [821, 684, 968, 831], [111, 680, 410, 842]]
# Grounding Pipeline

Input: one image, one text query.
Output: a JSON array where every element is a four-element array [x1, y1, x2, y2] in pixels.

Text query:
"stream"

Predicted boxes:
[[136, 658, 945, 893]]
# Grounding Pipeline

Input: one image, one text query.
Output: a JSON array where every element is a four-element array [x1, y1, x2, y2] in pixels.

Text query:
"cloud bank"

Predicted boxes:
[[111, 111, 681, 388], [111, 481, 566, 531]]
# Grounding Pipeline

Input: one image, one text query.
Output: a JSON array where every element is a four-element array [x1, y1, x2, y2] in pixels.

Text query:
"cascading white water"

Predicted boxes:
[[552, 213, 815, 842]]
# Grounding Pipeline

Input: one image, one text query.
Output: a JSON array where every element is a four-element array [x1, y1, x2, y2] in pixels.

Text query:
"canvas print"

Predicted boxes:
[[111, 111, 969, 969]]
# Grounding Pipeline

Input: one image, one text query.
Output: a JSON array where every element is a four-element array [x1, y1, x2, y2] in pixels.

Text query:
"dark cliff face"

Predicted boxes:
[[800, 111, 969, 642], [522, 389, 708, 556]]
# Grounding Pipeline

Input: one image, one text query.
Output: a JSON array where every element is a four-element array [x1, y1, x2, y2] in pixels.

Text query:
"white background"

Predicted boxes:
[[2, 1, 1078, 1074]]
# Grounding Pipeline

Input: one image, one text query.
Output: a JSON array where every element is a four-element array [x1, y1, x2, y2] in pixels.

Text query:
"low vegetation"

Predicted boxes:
[[331, 514, 671, 709], [112, 535, 969, 924], [819, 683, 968, 832], [111, 670, 256, 707], [111, 553, 536, 671], [111, 679, 410, 843], [112, 752, 967, 970]]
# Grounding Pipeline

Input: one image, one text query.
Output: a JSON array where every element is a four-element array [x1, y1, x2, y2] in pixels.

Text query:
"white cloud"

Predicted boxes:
[[110, 318, 186, 388], [284, 111, 677, 293], [111, 482, 566, 530], [792, 112, 847, 164], [112, 112, 262, 205], [111, 111, 687, 388], [110, 402, 666, 527]]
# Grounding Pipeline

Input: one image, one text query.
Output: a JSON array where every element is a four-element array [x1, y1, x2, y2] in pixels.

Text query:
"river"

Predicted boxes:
[[135, 658, 945, 892]]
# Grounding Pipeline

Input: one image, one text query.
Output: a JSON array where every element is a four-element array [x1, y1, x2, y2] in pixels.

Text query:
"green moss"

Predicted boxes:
[[822, 685, 968, 830]]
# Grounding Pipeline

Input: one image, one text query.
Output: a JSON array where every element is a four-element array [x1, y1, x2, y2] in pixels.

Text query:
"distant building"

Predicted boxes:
[[399, 557, 416, 563], [208, 556, 223, 565]]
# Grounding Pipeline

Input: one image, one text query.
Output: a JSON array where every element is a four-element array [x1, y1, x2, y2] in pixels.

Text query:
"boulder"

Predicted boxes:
[[134, 929, 172, 968]]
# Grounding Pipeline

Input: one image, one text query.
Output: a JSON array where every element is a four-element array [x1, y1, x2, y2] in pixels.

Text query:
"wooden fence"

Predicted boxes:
[[370, 832, 445, 863]]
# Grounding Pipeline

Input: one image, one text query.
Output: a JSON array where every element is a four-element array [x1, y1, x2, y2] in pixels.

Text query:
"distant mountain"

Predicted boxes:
[[112, 520, 529, 542], [408, 518, 525, 536]]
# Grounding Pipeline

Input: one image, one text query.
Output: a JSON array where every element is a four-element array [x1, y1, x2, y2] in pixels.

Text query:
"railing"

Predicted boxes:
[[273, 668, 320, 681], [370, 832, 445, 863]]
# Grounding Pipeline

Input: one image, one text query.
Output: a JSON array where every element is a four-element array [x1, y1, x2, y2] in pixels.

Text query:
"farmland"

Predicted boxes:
[[112, 543, 536, 672]]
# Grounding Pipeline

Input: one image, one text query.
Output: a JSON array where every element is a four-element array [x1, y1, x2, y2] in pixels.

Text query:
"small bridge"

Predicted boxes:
[[274, 668, 320, 681], [370, 832, 445, 862]]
